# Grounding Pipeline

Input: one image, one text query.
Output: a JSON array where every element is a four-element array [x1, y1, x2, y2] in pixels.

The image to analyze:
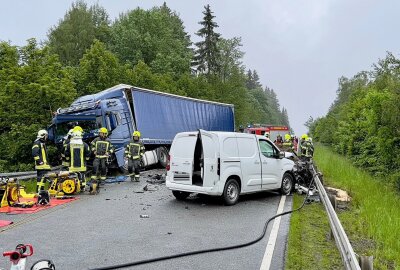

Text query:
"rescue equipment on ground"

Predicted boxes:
[[0, 177, 37, 208], [3, 244, 55, 270]]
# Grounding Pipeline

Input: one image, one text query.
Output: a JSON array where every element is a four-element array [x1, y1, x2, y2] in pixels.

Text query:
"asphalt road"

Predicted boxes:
[[0, 169, 293, 270]]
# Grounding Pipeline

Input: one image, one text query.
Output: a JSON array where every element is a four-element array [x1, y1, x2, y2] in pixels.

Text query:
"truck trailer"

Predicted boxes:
[[48, 84, 235, 171]]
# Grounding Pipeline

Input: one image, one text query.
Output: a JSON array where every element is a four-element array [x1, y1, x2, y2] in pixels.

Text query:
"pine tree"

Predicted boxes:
[[194, 5, 221, 76]]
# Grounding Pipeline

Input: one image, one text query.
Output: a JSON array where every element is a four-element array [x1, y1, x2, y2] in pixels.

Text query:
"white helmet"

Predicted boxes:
[[37, 129, 48, 139]]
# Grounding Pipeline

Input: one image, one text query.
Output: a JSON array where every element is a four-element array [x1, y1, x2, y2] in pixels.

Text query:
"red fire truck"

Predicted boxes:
[[244, 125, 289, 142]]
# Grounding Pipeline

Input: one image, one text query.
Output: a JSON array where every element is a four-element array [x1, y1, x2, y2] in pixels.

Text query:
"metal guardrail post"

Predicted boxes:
[[312, 165, 361, 270]]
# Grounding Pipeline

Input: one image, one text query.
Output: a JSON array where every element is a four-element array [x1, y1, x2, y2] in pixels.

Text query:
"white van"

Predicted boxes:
[[166, 130, 295, 205]]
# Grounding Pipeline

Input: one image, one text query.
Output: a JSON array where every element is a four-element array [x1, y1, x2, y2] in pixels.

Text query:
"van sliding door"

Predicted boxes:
[[199, 130, 219, 186]]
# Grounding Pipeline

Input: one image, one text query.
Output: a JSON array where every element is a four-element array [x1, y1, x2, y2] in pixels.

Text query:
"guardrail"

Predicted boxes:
[[0, 166, 63, 180], [312, 165, 370, 270]]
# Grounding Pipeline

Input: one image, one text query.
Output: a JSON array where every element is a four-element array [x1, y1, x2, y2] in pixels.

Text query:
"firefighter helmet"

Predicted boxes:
[[99, 127, 108, 135], [301, 134, 308, 140], [285, 134, 291, 141], [37, 130, 48, 139], [133, 131, 141, 138], [73, 126, 83, 133]]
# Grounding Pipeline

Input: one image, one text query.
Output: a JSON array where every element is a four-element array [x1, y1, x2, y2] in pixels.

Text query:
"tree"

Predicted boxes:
[[217, 37, 244, 81], [0, 39, 76, 171], [76, 40, 122, 96], [110, 4, 193, 76], [245, 69, 262, 90], [194, 4, 221, 76], [47, 1, 111, 66]]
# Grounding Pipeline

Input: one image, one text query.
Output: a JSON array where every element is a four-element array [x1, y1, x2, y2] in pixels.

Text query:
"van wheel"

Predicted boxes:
[[172, 190, 190, 200], [281, 173, 294, 195], [223, 179, 240, 206]]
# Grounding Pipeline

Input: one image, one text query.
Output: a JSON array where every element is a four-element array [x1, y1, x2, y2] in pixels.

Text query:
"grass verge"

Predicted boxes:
[[285, 194, 343, 270], [287, 144, 399, 269], [312, 144, 399, 270]]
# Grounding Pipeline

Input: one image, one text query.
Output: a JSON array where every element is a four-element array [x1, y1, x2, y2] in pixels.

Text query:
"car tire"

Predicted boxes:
[[172, 190, 190, 200], [223, 179, 240, 206], [280, 172, 294, 195]]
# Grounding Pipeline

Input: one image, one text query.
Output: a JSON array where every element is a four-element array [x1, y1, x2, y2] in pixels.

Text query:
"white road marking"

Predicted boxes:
[[260, 195, 287, 270]]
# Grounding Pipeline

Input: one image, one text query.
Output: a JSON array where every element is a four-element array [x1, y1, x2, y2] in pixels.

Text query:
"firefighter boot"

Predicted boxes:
[[134, 175, 140, 182]]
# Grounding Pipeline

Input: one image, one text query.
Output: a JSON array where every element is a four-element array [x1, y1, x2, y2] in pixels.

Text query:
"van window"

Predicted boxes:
[[237, 137, 256, 157], [223, 137, 238, 157], [259, 140, 277, 158], [202, 135, 215, 158], [172, 136, 197, 158]]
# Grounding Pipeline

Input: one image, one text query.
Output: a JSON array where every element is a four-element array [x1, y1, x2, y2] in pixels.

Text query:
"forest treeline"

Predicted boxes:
[[308, 53, 400, 186], [0, 1, 289, 171]]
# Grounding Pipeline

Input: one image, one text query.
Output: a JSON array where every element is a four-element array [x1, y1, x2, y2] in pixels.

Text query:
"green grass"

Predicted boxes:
[[22, 179, 39, 193], [286, 194, 343, 270], [313, 144, 399, 270], [286, 144, 399, 270]]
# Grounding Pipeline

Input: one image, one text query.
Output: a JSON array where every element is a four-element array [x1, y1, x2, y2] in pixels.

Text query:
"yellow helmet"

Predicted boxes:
[[99, 127, 108, 135], [301, 134, 308, 140], [285, 134, 291, 141], [133, 131, 141, 138], [73, 126, 83, 133]]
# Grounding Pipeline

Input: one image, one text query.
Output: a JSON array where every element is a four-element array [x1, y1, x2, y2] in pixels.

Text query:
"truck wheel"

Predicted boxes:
[[157, 147, 169, 168], [281, 173, 294, 195], [172, 190, 190, 200], [223, 179, 240, 206]]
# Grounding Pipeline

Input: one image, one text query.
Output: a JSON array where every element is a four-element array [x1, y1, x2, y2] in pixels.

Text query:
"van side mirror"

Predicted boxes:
[[278, 151, 285, 159]]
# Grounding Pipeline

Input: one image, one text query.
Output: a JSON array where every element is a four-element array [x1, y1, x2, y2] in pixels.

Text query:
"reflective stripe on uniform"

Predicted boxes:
[[36, 164, 51, 170]]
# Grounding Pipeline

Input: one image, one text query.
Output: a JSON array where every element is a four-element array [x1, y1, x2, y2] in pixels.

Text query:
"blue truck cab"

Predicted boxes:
[[48, 84, 235, 171]]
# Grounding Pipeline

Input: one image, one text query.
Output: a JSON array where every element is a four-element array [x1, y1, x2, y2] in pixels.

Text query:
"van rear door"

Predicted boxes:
[[199, 130, 219, 186], [170, 133, 197, 184]]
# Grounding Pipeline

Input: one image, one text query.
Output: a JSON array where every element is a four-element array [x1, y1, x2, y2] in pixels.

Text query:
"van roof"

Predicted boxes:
[[176, 131, 273, 142]]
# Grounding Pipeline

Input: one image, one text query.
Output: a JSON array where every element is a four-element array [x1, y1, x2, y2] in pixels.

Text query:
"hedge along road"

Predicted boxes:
[[0, 169, 293, 270]]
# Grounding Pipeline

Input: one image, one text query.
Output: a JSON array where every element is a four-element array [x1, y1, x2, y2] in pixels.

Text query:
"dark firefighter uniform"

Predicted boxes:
[[125, 138, 145, 181], [91, 136, 114, 181], [61, 133, 72, 167], [281, 140, 294, 152], [300, 138, 314, 159], [32, 131, 51, 192]]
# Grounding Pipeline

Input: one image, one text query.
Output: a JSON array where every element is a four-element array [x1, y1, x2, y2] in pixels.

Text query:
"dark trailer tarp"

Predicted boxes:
[[131, 88, 235, 142]]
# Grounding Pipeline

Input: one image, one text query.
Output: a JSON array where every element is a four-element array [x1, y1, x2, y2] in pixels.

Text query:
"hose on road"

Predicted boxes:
[[89, 174, 317, 270]]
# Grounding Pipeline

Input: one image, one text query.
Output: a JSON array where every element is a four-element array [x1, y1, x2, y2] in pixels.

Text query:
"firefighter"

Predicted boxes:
[[91, 127, 114, 183], [274, 134, 283, 146], [61, 129, 74, 167], [125, 131, 145, 182], [299, 134, 314, 159], [32, 130, 51, 193], [65, 130, 90, 187], [281, 134, 294, 152]]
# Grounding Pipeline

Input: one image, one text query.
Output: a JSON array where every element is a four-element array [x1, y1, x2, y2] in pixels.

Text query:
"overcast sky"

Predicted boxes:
[[1, 0, 399, 134]]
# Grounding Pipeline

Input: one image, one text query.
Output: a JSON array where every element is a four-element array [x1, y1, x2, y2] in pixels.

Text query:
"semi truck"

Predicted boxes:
[[48, 84, 235, 171]]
